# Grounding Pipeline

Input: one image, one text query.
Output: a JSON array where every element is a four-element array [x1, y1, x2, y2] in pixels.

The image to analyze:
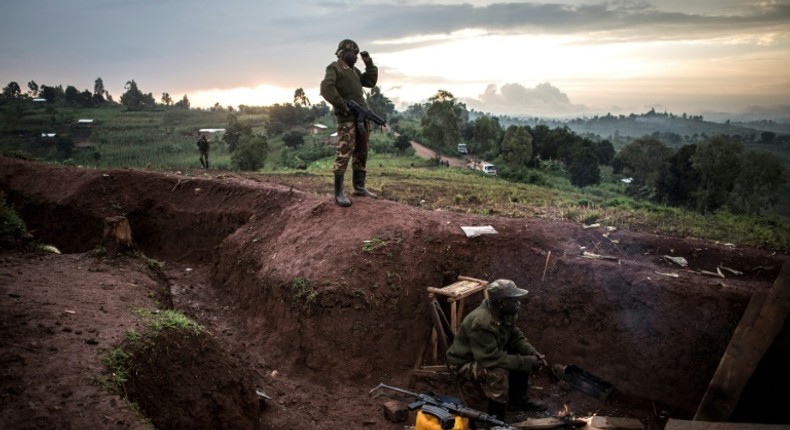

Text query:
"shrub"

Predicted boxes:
[[0, 191, 27, 244]]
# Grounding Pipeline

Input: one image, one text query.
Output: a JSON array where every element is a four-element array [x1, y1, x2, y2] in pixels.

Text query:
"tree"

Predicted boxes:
[[64, 85, 81, 105], [691, 137, 742, 213], [729, 150, 783, 214], [528, 124, 552, 163], [596, 140, 615, 165], [655, 144, 700, 208], [366, 86, 395, 118], [293, 88, 310, 107], [93, 77, 106, 104], [161, 93, 172, 106], [404, 103, 425, 120], [27, 81, 39, 97], [266, 103, 299, 135], [3, 82, 22, 99], [421, 90, 468, 153], [223, 114, 251, 152], [282, 130, 305, 148], [531, 125, 580, 165], [569, 141, 601, 187], [760, 131, 776, 144], [120, 80, 155, 110], [501, 125, 533, 169], [79, 89, 94, 107], [310, 101, 330, 118], [39, 85, 64, 103], [394, 134, 412, 152], [471, 115, 502, 156], [613, 137, 672, 198], [231, 133, 269, 171], [174, 94, 190, 109]]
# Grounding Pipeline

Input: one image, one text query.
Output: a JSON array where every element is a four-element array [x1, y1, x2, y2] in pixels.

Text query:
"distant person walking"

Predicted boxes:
[[320, 38, 378, 207], [197, 134, 210, 169]]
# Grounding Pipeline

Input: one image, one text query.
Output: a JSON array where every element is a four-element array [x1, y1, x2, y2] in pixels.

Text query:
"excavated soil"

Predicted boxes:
[[1, 156, 788, 429]]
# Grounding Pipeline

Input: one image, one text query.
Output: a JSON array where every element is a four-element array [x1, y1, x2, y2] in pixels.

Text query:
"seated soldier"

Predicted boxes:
[[446, 279, 548, 423]]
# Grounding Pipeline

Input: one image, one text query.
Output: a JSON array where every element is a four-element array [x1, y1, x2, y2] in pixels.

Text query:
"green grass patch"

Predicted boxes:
[[288, 277, 318, 308], [100, 309, 204, 394]]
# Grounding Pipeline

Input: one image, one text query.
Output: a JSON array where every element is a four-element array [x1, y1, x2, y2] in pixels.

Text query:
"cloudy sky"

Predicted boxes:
[[2, 0, 789, 118]]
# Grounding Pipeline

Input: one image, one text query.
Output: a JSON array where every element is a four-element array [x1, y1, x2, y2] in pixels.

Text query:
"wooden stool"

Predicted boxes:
[[410, 276, 489, 386]]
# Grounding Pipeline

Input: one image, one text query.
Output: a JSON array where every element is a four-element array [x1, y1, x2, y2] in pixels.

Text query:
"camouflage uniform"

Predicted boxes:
[[320, 39, 378, 174], [446, 298, 539, 403], [333, 120, 370, 172]]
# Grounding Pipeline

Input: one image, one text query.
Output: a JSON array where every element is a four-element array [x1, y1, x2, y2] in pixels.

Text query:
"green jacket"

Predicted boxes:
[[320, 59, 378, 123], [446, 299, 539, 372]]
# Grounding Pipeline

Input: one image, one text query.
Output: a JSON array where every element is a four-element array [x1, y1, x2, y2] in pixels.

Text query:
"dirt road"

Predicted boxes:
[[410, 140, 468, 167]]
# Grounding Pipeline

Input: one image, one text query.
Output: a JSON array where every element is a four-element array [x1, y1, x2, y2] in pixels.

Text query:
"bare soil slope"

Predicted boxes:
[[1, 157, 788, 429]]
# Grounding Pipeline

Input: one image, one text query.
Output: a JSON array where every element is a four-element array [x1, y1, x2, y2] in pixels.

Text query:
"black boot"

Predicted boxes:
[[351, 170, 378, 198], [334, 173, 351, 207], [486, 399, 507, 426]]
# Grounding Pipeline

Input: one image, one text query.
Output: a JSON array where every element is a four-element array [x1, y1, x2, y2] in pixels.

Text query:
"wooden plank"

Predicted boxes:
[[591, 416, 644, 429], [693, 261, 790, 422], [667, 418, 790, 429], [457, 275, 488, 284], [511, 417, 587, 429], [427, 281, 487, 301]]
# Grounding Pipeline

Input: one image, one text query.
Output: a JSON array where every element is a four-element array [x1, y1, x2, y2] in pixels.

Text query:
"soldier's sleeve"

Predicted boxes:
[[320, 64, 346, 112], [507, 326, 539, 357], [467, 325, 533, 372], [360, 61, 378, 88]]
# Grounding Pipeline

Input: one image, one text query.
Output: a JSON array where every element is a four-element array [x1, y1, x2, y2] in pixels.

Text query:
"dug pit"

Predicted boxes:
[[1, 156, 787, 429]]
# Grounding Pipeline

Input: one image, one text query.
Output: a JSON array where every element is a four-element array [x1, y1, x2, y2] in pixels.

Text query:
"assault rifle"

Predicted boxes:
[[345, 99, 386, 138], [369, 383, 516, 430]]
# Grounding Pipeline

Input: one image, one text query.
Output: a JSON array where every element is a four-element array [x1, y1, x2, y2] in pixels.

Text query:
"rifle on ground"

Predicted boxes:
[[369, 382, 516, 430], [345, 99, 386, 138]]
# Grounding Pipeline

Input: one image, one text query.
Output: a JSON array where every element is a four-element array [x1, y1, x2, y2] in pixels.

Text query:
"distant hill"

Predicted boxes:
[[559, 111, 789, 144]]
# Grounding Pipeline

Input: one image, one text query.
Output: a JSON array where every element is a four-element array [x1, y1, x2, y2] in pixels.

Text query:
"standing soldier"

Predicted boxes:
[[197, 134, 210, 169], [320, 39, 378, 207]]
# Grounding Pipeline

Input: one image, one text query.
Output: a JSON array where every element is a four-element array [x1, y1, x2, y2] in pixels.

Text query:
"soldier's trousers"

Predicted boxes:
[[333, 120, 370, 174], [451, 362, 530, 404]]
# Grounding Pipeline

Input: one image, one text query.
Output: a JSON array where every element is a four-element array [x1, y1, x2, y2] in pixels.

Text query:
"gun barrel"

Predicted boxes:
[[369, 383, 420, 399]]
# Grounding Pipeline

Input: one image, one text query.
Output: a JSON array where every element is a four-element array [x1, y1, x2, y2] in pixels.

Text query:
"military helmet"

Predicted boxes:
[[487, 279, 529, 301], [336, 39, 360, 56]]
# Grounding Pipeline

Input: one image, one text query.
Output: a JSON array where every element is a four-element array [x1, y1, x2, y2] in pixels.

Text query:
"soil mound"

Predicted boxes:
[[1, 156, 788, 428], [121, 326, 260, 430]]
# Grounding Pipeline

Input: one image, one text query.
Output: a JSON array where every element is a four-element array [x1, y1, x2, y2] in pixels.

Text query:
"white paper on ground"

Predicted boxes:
[[461, 225, 498, 238]]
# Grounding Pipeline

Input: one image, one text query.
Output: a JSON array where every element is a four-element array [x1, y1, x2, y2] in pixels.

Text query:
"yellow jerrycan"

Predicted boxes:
[[415, 404, 469, 430]]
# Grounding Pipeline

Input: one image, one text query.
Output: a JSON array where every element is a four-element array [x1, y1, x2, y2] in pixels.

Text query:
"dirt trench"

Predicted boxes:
[[1, 156, 788, 428]]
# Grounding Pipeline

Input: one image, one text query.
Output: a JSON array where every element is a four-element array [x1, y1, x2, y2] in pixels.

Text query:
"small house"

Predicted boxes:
[[306, 124, 328, 135]]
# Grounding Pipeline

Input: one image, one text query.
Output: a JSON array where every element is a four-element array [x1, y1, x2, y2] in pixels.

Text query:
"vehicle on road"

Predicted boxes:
[[457, 143, 468, 154], [480, 162, 496, 175], [466, 161, 497, 176]]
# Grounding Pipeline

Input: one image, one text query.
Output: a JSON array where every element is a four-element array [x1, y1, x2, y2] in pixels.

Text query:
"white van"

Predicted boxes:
[[457, 143, 468, 154], [481, 163, 496, 175]]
